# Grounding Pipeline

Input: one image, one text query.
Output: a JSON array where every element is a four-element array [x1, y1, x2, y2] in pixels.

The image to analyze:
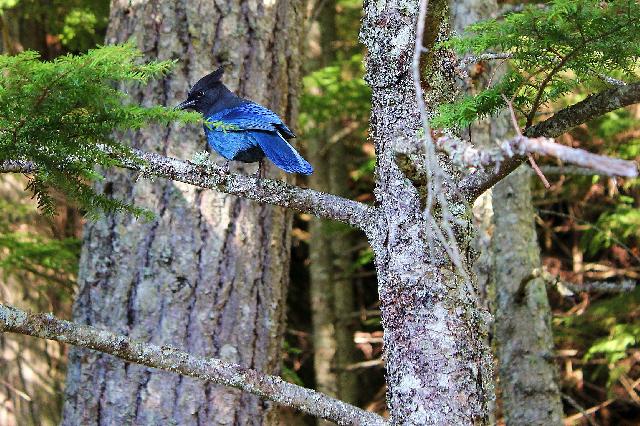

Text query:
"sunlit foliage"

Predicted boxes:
[[434, 0, 640, 129], [0, 0, 109, 53], [0, 44, 200, 217]]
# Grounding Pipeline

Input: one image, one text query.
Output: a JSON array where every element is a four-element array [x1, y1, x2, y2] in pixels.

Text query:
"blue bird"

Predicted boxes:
[[176, 67, 313, 175]]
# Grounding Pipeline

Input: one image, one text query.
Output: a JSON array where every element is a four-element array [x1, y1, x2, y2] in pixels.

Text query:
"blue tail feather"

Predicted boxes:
[[250, 131, 313, 175]]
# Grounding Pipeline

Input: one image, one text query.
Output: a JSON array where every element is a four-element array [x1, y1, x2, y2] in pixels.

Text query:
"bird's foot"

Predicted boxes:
[[254, 160, 265, 181], [221, 160, 230, 174]]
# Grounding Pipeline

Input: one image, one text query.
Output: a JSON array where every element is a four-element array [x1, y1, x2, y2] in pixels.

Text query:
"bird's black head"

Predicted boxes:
[[176, 67, 225, 113]]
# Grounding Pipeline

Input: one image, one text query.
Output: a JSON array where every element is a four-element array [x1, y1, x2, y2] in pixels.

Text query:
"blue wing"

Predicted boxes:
[[208, 103, 296, 137], [249, 131, 313, 175], [205, 103, 312, 174], [203, 128, 258, 161]]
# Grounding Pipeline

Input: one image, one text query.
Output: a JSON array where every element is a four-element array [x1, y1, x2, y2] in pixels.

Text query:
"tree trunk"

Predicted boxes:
[[492, 168, 564, 425], [360, 1, 492, 422], [61, 0, 304, 424], [307, 0, 358, 410], [450, 0, 564, 422], [309, 147, 358, 407]]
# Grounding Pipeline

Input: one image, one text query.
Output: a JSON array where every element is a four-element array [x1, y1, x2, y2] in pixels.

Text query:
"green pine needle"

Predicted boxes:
[[433, 0, 640, 130], [0, 43, 202, 218]]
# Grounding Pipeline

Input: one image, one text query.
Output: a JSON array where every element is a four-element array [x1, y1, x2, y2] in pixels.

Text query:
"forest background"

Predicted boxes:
[[0, 0, 639, 424]]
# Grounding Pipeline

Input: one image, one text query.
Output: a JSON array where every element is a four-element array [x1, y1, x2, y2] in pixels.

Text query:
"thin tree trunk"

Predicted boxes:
[[329, 161, 359, 406], [309, 0, 340, 402], [492, 167, 564, 425], [307, 0, 358, 410], [450, 0, 564, 422], [61, 0, 303, 424], [309, 145, 358, 407]]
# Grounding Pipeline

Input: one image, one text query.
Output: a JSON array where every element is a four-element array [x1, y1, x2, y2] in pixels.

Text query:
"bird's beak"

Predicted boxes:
[[175, 99, 196, 110]]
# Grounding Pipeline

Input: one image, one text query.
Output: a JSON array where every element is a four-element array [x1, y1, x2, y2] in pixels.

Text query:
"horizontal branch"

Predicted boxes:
[[0, 303, 386, 426], [522, 137, 636, 176], [437, 134, 637, 199], [459, 82, 640, 199], [0, 160, 37, 174], [534, 268, 636, 296], [0, 147, 377, 231], [458, 53, 625, 86], [561, 279, 636, 295], [458, 53, 512, 72], [540, 165, 611, 176]]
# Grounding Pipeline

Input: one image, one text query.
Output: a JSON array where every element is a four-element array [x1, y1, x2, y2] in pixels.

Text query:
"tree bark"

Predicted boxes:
[[360, 1, 492, 422], [491, 167, 564, 425], [450, 0, 564, 423], [61, 0, 303, 424]]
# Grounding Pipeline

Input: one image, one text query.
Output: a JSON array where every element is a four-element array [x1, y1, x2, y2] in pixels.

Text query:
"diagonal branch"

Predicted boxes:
[[525, 82, 640, 138], [460, 81, 640, 200], [0, 147, 377, 232], [0, 303, 386, 426]]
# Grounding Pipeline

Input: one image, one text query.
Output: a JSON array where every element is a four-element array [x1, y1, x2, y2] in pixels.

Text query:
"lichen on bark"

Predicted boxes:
[[359, 0, 493, 423], [61, 0, 304, 424]]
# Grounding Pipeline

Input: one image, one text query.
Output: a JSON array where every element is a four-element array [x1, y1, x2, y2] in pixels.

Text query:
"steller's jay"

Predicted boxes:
[[176, 67, 313, 175]]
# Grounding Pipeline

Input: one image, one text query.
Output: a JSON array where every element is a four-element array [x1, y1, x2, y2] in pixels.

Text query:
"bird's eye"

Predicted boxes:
[[197, 91, 205, 97]]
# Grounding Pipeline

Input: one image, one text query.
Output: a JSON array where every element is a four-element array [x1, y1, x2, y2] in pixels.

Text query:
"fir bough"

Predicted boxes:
[[433, 0, 640, 130], [0, 43, 201, 218]]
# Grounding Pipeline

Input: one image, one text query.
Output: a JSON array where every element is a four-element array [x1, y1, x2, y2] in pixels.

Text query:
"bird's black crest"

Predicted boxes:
[[189, 66, 225, 94]]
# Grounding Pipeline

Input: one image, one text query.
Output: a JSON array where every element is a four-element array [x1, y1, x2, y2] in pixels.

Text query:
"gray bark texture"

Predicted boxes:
[[359, 0, 492, 423], [61, 0, 303, 424], [491, 167, 564, 426], [451, 1, 564, 423]]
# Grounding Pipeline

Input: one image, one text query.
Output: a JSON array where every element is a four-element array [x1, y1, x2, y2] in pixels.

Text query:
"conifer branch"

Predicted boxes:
[[526, 82, 640, 138], [459, 82, 640, 199], [457, 53, 512, 72], [0, 147, 376, 231], [0, 303, 386, 426]]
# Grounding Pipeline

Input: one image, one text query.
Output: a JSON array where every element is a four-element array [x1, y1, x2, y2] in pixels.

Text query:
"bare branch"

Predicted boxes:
[[522, 137, 636, 176], [458, 53, 625, 87], [526, 82, 640, 139], [439, 134, 636, 182], [0, 160, 37, 174], [0, 147, 377, 231], [541, 270, 637, 296], [561, 394, 600, 426], [540, 165, 612, 176], [517, 268, 636, 298], [458, 53, 512, 72], [595, 73, 626, 88], [502, 93, 551, 188], [459, 82, 640, 199], [0, 303, 386, 426]]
